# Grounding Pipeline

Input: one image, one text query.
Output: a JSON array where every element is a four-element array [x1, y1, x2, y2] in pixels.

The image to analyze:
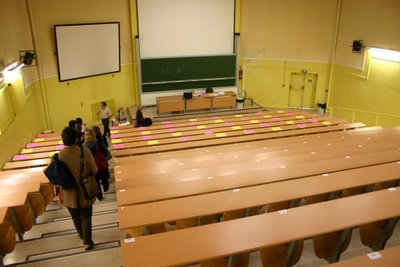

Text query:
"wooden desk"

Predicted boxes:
[[0, 181, 41, 197], [112, 122, 365, 157], [20, 145, 62, 154], [116, 148, 400, 203], [118, 162, 400, 228], [11, 151, 56, 161], [2, 158, 50, 171], [35, 132, 60, 139], [111, 110, 308, 134], [0, 167, 46, 182], [114, 132, 400, 187], [111, 113, 325, 142], [186, 96, 212, 111], [112, 118, 342, 150], [114, 130, 400, 190], [156, 96, 185, 113], [26, 139, 63, 149], [156, 91, 236, 114], [212, 92, 236, 109], [326, 245, 400, 267], [113, 126, 388, 167], [121, 187, 400, 266]]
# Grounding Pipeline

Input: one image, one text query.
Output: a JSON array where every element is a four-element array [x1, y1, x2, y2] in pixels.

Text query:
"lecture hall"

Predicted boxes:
[[0, 0, 399, 266]]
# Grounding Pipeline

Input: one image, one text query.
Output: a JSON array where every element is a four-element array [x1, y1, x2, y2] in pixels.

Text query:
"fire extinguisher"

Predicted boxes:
[[238, 66, 243, 80]]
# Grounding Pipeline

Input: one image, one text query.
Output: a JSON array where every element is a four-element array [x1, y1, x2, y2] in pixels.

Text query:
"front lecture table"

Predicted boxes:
[[156, 91, 236, 114]]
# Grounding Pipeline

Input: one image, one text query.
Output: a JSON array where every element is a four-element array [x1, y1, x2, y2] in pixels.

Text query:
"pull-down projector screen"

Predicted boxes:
[[137, 0, 235, 58], [54, 22, 120, 82]]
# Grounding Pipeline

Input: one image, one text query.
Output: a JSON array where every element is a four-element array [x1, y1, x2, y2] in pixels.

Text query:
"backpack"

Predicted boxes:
[[44, 153, 76, 189], [93, 144, 109, 171], [143, 118, 153, 126]]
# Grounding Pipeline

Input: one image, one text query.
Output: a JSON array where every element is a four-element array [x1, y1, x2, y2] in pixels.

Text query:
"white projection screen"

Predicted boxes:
[[137, 0, 235, 58], [54, 22, 120, 82]]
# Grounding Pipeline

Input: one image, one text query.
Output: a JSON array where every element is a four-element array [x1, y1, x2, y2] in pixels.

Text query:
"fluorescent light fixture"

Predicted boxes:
[[368, 48, 400, 62], [2, 61, 25, 84]]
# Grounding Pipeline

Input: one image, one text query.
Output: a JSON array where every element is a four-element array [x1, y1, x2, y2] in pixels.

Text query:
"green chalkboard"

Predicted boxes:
[[141, 55, 236, 92]]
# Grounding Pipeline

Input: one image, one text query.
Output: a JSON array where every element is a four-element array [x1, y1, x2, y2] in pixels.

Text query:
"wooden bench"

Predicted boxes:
[[120, 187, 400, 266], [0, 191, 35, 241], [0, 207, 16, 266]]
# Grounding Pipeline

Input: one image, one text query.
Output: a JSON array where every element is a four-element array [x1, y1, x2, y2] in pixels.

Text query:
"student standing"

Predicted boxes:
[[97, 101, 112, 138], [58, 127, 97, 251]]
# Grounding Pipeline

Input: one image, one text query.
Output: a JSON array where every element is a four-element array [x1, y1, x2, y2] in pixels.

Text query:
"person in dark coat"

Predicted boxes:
[[135, 106, 152, 127]]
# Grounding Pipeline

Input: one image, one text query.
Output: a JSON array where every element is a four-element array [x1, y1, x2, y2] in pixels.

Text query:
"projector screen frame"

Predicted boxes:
[[54, 22, 121, 82]]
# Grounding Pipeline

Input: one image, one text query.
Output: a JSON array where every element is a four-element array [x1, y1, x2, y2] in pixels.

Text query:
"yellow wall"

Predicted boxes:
[[43, 64, 135, 131], [240, 0, 339, 61], [28, 0, 138, 131], [328, 0, 400, 125], [0, 0, 47, 168], [0, 80, 46, 167], [240, 59, 330, 108], [239, 0, 338, 109], [330, 56, 400, 115]]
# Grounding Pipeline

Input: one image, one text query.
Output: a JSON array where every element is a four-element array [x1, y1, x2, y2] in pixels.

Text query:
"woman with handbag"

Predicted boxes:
[[58, 127, 98, 251], [83, 129, 110, 201]]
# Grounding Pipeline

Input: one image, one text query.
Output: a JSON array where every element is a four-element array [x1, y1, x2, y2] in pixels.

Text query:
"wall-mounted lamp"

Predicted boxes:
[[352, 40, 364, 53], [368, 48, 400, 62], [19, 50, 35, 66], [1, 61, 25, 85]]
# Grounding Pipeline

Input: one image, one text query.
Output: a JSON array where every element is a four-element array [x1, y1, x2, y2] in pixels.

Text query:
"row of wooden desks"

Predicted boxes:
[[113, 125, 387, 167], [110, 117, 340, 150], [113, 109, 300, 133], [2, 122, 365, 170], [118, 162, 400, 229], [110, 110, 314, 136], [114, 127, 400, 191], [121, 186, 400, 266], [110, 113, 323, 142], [110, 115, 334, 147], [112, 122, 366, 157], [116, 123, 400, 266], [116, 149, 400, 206]]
